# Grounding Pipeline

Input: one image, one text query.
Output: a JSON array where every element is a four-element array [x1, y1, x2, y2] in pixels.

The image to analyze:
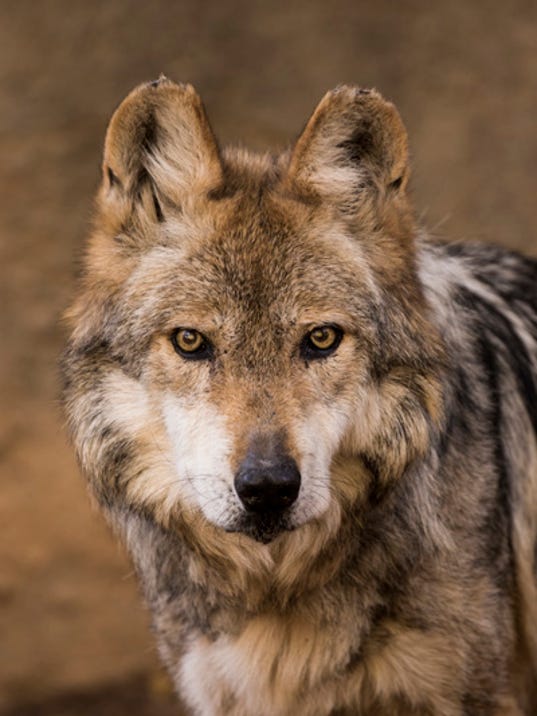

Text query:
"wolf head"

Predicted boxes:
[[63, 78, 444, 550]]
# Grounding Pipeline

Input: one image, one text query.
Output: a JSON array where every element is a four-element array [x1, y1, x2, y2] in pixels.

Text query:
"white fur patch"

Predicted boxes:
[[102, 370, 153, 433], [162, 393, 237, 527], [290, 403, 350, 525]]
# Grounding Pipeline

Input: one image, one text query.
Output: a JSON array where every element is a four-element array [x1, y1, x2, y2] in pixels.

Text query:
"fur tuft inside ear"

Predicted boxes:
[[285, 86, 409, 212], [100, 78, 223, 226]]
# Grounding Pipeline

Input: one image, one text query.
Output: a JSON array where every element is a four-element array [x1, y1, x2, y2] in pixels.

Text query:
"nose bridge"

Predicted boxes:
[[231, 305, 289, 380], [224, 373, 294, 459], [246, 429, 288, 465], [226, 370, 299, 453], [233, 344, 286, 383]]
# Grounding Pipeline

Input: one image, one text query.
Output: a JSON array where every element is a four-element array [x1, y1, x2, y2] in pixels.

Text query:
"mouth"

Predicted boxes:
[[226, 512, 295, 544]]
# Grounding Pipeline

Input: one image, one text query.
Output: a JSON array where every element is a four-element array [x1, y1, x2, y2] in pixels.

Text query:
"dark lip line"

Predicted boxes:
[[224, 516, 296, 544]]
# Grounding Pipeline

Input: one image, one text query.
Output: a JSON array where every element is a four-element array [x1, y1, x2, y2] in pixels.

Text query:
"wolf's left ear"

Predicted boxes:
[[100, 77, 223, 226], [285, 86, 409, 215]]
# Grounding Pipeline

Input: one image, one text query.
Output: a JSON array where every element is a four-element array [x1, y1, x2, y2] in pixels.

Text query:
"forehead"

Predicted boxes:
[[127, 190, 378, 329]]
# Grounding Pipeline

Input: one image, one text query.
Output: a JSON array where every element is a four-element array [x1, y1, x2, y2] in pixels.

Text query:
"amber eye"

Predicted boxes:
[[301, 325, 343, 359], [171, 328, 211, 360]]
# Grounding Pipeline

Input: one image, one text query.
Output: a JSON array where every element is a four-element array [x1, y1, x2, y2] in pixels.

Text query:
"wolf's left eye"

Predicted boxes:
[[171, 328, 212, 360], [301, 325, 343, 359]]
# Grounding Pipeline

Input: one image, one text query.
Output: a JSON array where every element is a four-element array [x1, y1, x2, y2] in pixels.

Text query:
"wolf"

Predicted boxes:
[[61, 77, 537, 714]]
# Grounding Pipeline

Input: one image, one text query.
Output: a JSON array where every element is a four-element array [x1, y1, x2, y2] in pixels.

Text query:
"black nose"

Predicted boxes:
[[234, 453, 301, 514]]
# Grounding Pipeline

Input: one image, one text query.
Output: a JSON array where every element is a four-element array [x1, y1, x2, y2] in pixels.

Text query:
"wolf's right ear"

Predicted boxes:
[[100, 77, 223, 228], [284, 86, 409, 220]]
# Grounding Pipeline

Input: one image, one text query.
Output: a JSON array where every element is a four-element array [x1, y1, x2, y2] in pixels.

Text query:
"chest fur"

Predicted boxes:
[[177, 613, 461, 716]]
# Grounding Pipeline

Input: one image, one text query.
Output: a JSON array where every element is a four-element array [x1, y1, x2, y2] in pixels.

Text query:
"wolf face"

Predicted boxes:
[[63, 79, 443, 546]]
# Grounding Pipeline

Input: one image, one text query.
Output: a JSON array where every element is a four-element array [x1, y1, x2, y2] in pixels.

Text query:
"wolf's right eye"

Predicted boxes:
[[171, 328, 212, 360]]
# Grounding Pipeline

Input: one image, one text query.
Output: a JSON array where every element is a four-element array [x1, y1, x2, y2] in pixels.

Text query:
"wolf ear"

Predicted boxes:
[[285, 86, 409, 216], [101, 77, 223, 226]]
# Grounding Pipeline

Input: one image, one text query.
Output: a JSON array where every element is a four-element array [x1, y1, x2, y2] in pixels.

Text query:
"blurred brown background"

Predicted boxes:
[[1, 1, 536, 713]]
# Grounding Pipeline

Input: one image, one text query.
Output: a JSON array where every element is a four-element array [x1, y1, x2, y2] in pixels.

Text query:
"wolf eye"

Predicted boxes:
[[301, 325, 343, 359], [171, 328, 211, 360]]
